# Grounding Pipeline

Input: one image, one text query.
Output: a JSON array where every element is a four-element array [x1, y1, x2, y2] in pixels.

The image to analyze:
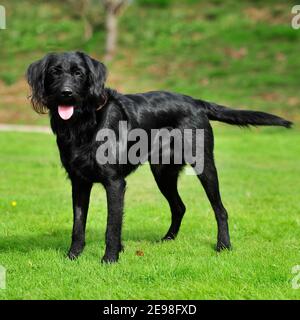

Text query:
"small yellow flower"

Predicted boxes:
[[11, 201, 17, 207]]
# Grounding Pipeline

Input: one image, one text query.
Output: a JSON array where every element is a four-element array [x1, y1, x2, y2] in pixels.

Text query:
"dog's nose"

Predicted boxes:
[[61, 88, 73, 97]]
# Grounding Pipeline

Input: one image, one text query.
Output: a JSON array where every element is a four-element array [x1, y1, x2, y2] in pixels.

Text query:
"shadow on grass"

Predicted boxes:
[[0, 227, 173, 254], [0, 227, 219, 259]]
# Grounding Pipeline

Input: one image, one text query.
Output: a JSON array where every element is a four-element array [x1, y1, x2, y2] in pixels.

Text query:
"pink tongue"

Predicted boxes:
[[58, 105, 74, 120]]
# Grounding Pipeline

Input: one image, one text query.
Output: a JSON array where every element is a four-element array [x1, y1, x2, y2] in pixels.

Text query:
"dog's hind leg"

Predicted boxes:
[[150, 164, 186, 240], [195, 127, 231, 251]]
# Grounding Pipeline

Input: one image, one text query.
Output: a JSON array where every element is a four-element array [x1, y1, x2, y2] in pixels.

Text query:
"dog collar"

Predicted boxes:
[[96, 94, 108, 111]]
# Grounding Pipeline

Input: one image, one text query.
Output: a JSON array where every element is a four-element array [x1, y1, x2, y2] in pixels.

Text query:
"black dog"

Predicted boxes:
[[26, 51, 292, 263]]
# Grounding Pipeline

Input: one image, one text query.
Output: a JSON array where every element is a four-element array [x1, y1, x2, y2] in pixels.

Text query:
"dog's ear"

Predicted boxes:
[[78, 52, 107, 102], [26, 54, 51, 114]]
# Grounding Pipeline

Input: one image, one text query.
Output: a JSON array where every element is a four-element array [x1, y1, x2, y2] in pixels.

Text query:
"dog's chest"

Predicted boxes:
[[57, 135, 100, 182]]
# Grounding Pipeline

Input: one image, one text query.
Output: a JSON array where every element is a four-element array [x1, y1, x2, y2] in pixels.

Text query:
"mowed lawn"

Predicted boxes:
[[0, 126, 299, 300]]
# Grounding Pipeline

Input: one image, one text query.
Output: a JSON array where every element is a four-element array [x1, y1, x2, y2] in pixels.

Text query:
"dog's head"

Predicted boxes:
[[26, 51, 107, 120]]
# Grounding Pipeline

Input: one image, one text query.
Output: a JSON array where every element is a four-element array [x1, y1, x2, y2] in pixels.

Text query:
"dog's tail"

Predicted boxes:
[[197, 100, 292, 128]]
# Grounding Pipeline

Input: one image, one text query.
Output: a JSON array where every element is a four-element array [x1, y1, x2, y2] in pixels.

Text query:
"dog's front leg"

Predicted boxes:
[[67, 178, 92, 260], [101, 178, 126, 264]]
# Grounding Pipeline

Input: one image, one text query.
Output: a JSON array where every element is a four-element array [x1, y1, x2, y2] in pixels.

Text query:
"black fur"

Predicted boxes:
[[26, 51, 292, 263]]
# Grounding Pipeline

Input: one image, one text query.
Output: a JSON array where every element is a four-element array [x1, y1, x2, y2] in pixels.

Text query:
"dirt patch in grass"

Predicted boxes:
[[244, 6, 289, 25]]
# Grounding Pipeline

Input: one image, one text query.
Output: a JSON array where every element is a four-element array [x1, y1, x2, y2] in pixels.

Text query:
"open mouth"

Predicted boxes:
[[58, 105, 74, 120]]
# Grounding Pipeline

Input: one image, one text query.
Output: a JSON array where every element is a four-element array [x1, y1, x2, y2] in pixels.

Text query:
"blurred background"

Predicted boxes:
[[0, 0, 299, 125]]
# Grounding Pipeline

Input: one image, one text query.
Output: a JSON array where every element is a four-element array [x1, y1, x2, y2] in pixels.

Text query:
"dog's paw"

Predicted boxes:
[[162, 236, 175, 241], [101, 254, 119, 264], [216, 241, 232, 252], [161, 233, 176, 241], [67, 245, 84, 260], [67, 251, 80, 260]]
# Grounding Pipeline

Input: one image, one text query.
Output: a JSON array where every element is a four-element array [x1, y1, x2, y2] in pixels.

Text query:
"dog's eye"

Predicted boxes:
[[50, 68, 62, 76], [73, 70, 83, 77]]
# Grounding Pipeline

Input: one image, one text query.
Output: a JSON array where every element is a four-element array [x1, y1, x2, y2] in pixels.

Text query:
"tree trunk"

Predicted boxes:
[[105, 9, 118, 61], [83, 17, 93, 40]]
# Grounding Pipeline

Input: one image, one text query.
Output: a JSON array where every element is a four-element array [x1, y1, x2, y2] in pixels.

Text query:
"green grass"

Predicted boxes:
[[0, 127, 299, 299]]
